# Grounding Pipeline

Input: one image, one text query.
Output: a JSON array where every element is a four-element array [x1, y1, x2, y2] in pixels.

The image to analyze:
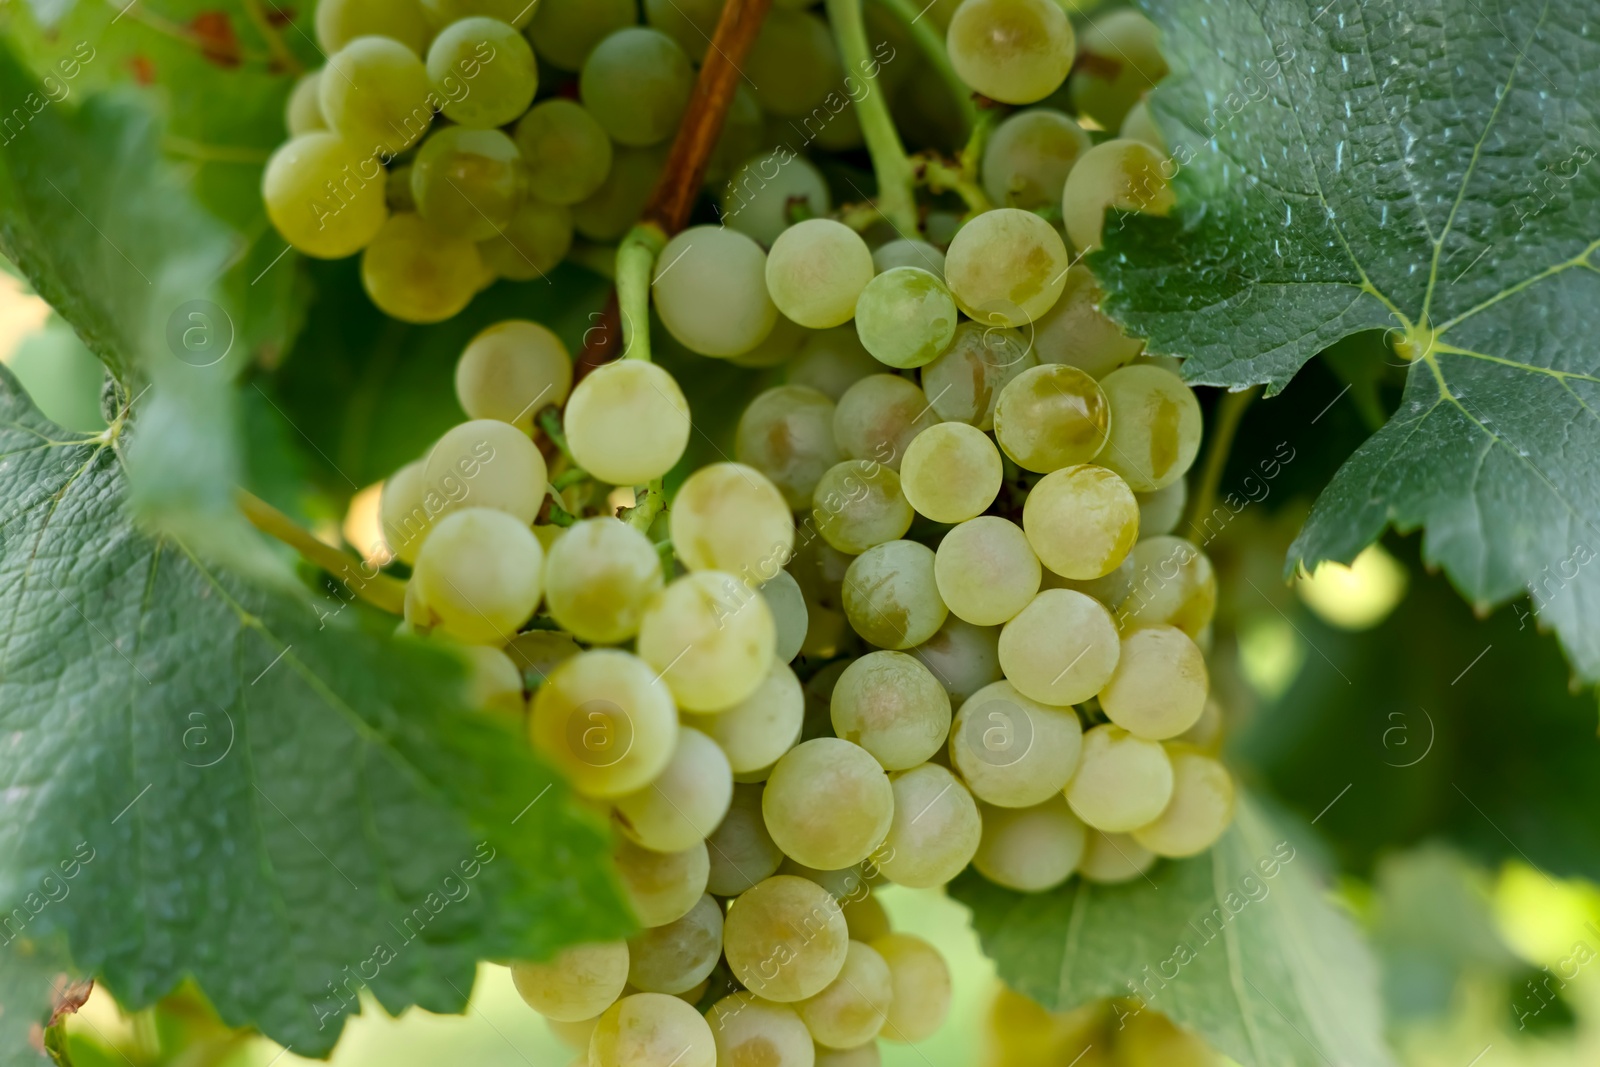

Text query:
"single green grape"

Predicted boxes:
[[319, 36, 434, 156], [854, 267, 958, 370], [262, 132, 388, 258], [315, 0, 430, 55], [361, 212, 485, 323], [426, 16, 537, 128], [529, 0, 638, 70], [947, 0, 1074, 104], [513, 99, 613, 206], [410, 125, 525, 241], [580, 27, 694, 148], [477, 198, 572, 281]]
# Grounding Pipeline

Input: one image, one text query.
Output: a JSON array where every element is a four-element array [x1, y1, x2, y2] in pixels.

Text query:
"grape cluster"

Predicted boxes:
[[324, 0, 1231, 1064]]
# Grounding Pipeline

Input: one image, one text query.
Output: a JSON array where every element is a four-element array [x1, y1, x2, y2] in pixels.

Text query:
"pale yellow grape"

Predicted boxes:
[[722, 150, 833, 246], [729, 312, 809, 369], [1121, 99, 1167, 151], [1136, 479, 1187, 538], [637, 571, 777, 713], [1032, 264, 1145, 378], [455, 320, 571, 431], [379, 459, 431, 564], [361, 212, 485, 323], [830, 652, 952, 771], [627, 894, 723, 995], [789, 326, 881, 400], [706, 994, 816, 1067], [1097, 365, 1203, 492], [766, 219, 876, 329], [815, 1045, 882, 1067], [262, 133, 387, 258], [811, 461, 913, 555], [1070, 10, 1170, 130], [478, 198, 574, 281], [706, 784, 785, 896], [1178, 697, 1225, 751], [843, 540, 948, 650], [944, 208, 1068, 327], [1118, 536, 1217, 637], [776, 860, 873, 906], [542, 518, 662, 645], [869, 933, 950, 1043], [412, 508, 543, 643], [590, 993, 716, 1067], [973, 797, 1086, 892], [1099, 625, 1207, 740], [949, 680, 1082, 808], [764, 739, 893, 870], [993, 364, 1111, 473], [873, 239, 946, 277], [1132, 748, 1235, 857], [565, 359, 691, 486], [875, 764, 981, 888], [935, 517, 1041, 627], [724, 875, 851, 1002], [912, 617, 1003, 702], [1078, 830, 1156, 884], [947, 0, 1074, 104], [900, 423, 1002, 524], [1065, 724, 1174, 832], [918, 321, 1038, 431], [285, 70, 326, 135], [528, 649, 678, 797], [613, 727, 733, 852], [840, 890, 890, 944], [315, 0, 430, 54], [505, 629, 581, 686], [547, 1014, 601, 1051], [1023, 465, 1139, 580], [511, 941, 629, 1021], [761, 571, 810, 663], [684, 661, 803, 774], [737, 385, 843, 510], [427, 17, 537, 128], [833, 374, 938, 469], [981, 109, 1092, 210], [854, 268, 959, 370], [1042, 555, 1135, 610], [614, 837, 709, 927], [1062, 138, 1176, 252], [459, 644, 523, 715], [671, 463, 796, 580], [798, 941, 893, 1049], [319, 37, 432, 155], [998, 590, 1120, 705], [653, 226, 778, 358], [422, 418, 547, 525]]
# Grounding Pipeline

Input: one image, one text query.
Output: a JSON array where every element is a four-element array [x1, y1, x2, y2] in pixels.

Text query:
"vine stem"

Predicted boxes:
[[1184, 386, 1261, 534], [575, 0, 775, 381], [871, 0, 978, 134], [237, 490, 408, 615], [615, 223, 668, 363], [827, 0, 919, 235], [628, 480, 667, 531]]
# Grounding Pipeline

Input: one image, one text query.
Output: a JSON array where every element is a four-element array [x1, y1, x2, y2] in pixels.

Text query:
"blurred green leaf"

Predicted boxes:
[[951, 797, 1395, 1067], [0, 936, 73, 1067]]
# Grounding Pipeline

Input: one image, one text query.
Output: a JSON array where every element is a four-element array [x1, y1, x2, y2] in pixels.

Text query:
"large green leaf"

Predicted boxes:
[[950, 798, 1394, 1067], [0, 365, 631, 1055], [1094, 0, 1600, 680]]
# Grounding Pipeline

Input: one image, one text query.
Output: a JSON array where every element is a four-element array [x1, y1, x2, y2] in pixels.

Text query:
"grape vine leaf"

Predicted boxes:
[[949, 798, 1394, 1067], [0, 936, 73, 1067], [1093, 0, 1600, 681], [0, 365, 632, 1055]]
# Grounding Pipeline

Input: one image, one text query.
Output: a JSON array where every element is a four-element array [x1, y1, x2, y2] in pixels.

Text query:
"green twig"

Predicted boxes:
[[237, 490, 408, 614], [914, 106, 996, 216], [615, 224, 667, 362], [551, 467, 591, 491], [871, 0, 978, 135], [826, 0, 919, 234], [547, 499, 578, 527], [627, 479, 667, 532], [538, 408, 577, 466], [1184, 386, 1261, 533]]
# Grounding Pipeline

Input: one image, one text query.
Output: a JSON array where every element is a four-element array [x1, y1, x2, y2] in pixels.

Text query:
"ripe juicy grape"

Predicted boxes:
[[315, 0, 429, 55], [764, 738, 893, 870], [706, 994, 815, 1067], [949, 679, 1082, 807], [528, 0, 636, 69], [900, 422, 1003, 523], [935, 517, 1041, 627], [1023, 464, 1140, 580], [479, 199, 572, 280], [1098, 364, 1205, 491], [669, 462, 794, 579], [637, 571, 776, 713], [1062, 137, 1176, 252], [767, 219, 877, 329], [919, 321, 1038, 430], [973, 797, 1087, 892], [993, 364, 1111, 473], [580, 27, 694, 147], [427, 17, 537, 129], [361, 213, 485, 323], [652, 227, 777, 358], [591, 994, 715, 1067], [834, 373, 937, 468], [831, 651, 952, 770], [723, 875, 851, 1002], [514, 99, 613, 206], [736, 384, 843, 508], [262, 133, 388, 258], [944, 207, 1070, 326], [410, 126, 524, 241], [947, 0, 1075, 104], [843, 540, 947, 650], [411, 508, 543, 643], [320, 37, 433, 156], [454, 320, 572, 432], [855, 267, 959, 370], [876, 763, 982, 888], [982, 109, 1093, 211], [565, 359, 691, 486], [798, 940, 894, 1049]]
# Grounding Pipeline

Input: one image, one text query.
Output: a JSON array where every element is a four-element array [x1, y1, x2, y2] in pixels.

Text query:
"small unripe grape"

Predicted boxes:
[[528, 649, 678, 798], [458, 644, 524, 715], [721, 150, 833, 247], [581, 27, 694, 147], [764, 739, 894, 871], [613, 837, 709, 928], [869, 933, 950, 1043], [998, 590, 1120, 705], [590, 993, 716, 1067], [1132, 748, 1236, 857], [934, 517, 1041, 627], [410, 126, 524, 241], [1065, 724, 1174, 832], [789, 326, 881, 401], [528, 0, 637, 70], [843, 540, 948, 650], [1136, 479, 1188, 538], [831, 651, 952, 771], [973, 796, 1086, 892], [724, 875, 851, 1002], [511, 941, 629, 1021], [949, 680, 1082, 808], [514, 99, 614, 206], [637, 571, 777, 713], [411, 508, 543, 643], [1023, 465, 1140, 580], [900, 422, 1003, 523], [565, 359, 691, 487], [455, 320, 572, 432], [761, 570, 810, 663]]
